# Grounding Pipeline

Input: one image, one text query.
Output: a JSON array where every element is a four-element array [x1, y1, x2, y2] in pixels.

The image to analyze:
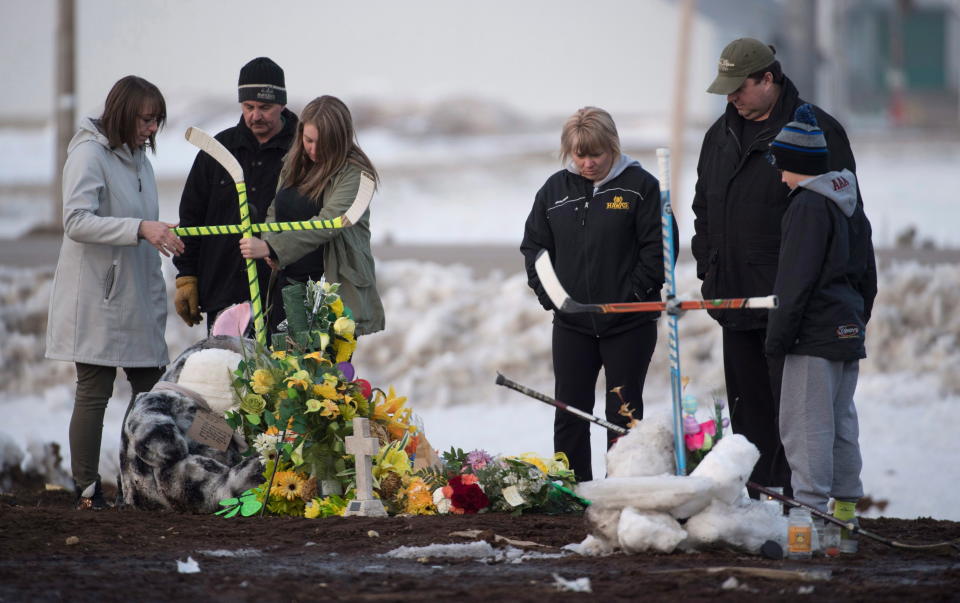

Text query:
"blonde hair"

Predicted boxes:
[[559, 106, 620, 165], [280, 95, 379, 201]]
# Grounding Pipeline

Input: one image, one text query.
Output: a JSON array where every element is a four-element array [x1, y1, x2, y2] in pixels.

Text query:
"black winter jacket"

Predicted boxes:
[[173, 109, 298, 313], [691, 77, 857, 330], [765, 170, 877, 360], [521, 155, 675, 337]]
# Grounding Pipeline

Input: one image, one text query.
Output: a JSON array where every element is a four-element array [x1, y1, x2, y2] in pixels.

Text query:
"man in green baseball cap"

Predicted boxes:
[[690, 37, 861, 501], [706, 37, 777, 95]]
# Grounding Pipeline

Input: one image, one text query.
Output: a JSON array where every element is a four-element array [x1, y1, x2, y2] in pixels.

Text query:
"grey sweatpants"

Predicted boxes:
[[779, 354, 864, 513]]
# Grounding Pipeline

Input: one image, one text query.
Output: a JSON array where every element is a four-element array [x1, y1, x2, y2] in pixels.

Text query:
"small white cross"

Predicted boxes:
[[344, 417, 387, 517]]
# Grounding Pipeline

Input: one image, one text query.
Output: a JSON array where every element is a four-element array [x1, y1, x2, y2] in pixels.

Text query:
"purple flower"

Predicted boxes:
[[466, 449, 493, 470], [337, 362, 355, 382]]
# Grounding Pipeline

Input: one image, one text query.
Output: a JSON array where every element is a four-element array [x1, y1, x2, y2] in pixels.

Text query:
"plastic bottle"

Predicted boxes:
[[787, 508, 813, 559]]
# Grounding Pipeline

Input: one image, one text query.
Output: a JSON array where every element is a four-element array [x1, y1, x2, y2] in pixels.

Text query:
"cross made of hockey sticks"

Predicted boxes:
[[531, 147, 778, 476], [172, 127, 374, 346]]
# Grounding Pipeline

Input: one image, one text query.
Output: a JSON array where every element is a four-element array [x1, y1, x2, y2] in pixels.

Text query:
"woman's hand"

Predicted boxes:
[[139, 221, 184, 257], [239, 237, 271, 260]]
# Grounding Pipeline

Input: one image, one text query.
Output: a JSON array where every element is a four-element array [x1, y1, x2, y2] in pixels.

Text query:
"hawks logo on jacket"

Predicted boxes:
[[120, 337, 263, 513], [606, 195, 630, 210]]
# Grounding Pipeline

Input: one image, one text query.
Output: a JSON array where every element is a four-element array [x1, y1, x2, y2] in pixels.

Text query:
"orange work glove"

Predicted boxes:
[[174, 276, 202, 326]]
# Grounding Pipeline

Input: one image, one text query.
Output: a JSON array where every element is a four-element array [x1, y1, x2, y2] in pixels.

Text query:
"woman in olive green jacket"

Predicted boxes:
[[239, 95, 384, 336]]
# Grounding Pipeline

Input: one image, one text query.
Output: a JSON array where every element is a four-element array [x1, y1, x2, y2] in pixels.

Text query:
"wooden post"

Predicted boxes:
[[53, 0, 75, 231], [343, 418, 387, 517], [668, 0, 695, 236]]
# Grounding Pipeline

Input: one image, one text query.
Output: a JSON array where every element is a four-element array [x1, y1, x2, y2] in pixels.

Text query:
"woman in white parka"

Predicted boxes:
[[45, 75, 184, 510]]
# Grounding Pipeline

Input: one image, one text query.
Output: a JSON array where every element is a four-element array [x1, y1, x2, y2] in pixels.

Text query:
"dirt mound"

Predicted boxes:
[[2, 485, 958, 601]]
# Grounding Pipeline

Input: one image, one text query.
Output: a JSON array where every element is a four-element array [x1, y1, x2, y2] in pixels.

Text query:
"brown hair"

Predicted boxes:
[[559, 106, 621, 165], [280, 95, 379, 202], [99, 75, 166, 153]]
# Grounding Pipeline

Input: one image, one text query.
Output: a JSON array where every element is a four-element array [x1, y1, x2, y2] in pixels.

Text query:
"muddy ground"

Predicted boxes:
[[2, 485, 959, 602]]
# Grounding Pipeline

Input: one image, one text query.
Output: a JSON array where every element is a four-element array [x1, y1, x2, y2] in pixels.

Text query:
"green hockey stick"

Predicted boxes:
[[184, 126, 267, 345], [180, 127, 375, 345]]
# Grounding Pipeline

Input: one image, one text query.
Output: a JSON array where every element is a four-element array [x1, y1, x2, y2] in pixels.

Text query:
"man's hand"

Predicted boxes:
[[139, 221, 184, 257], [174, 276, 201, 326], [239, 237, 270, 260]]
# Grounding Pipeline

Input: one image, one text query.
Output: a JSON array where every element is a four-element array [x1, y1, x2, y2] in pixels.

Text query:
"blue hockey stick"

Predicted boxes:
[[657, 148, 686, 476]]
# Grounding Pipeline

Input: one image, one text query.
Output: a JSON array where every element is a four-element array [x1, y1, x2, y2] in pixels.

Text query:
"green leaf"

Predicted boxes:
[[223, 506, 240, 518], [246, 413, 261, 425], [218, 497, 239, 507], [239, 498, 263, 516]]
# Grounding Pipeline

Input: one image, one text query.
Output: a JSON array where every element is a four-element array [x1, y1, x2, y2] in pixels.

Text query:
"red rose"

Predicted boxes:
[[449, 478, 489, 514]]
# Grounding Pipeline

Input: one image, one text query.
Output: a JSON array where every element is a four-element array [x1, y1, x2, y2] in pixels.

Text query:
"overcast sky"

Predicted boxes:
[[3, 0, 727, 122]]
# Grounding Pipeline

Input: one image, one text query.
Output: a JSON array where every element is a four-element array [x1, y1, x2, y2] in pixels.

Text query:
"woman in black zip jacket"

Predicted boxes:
[[520, 107, 675, 481]]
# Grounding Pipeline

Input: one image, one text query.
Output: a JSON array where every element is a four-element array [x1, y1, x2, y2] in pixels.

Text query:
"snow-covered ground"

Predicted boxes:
[[1, 109, 958, 520], [1, 258, 958, 521]]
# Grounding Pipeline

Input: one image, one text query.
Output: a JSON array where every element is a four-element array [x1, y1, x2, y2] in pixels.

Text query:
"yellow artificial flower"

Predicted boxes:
[[305, 399, 322, 414], [333, 316, 355, 337], [373, 386, 414, 440], [290, 441, 305, 466], [319, 399, 340, 419], [548, 451, 571, 474], [240, 394, 266, 415], [402, 477, 436, 515], [512, 452, 548, 474], [338, 399, 357, 421], [303, 351, 331, 365], [264, 425, 280, 436], [373, 441, 412, 480], [251, 369, 275, 395], [304, 499, 321, 519], [271, 471, 305, 501], [330, 296, 344, 316], [271, 351, 287, 360], [316, 495, 348, 517], [317, 332, 331, 351], [333, 335, 357, 363], [284, 370, 311, 390], [312, 381, 339, 400]]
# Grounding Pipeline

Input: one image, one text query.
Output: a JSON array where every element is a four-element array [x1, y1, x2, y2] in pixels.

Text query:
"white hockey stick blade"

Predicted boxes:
[[534, 249, 573, 311], [185, 127, 245, 185], [745, 295, 778, 309], [344, 172, 376, 226]]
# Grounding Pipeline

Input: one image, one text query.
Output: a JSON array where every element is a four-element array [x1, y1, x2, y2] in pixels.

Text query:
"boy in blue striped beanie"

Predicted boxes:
[[766, 103, 878, 553]]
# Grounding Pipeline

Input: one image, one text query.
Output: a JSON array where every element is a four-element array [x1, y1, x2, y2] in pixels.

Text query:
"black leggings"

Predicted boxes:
[[722, 327, 792, 496], [552, 322, 657, 482], [70, 363, 163, 490]]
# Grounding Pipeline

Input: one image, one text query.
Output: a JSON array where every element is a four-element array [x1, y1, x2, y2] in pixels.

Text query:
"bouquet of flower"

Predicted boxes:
[[271, 279, 357, 363], [421, 448, 582, 516], [682, 391, 729, 474]]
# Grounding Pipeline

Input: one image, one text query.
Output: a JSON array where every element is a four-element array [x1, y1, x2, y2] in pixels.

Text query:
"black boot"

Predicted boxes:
[[75, 479, 108, 510]]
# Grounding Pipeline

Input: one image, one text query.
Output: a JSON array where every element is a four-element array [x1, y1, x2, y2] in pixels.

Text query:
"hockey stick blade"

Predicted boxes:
[[533, 249, 595, 313], [344, 172, 376, 226], [185, 127, 244, 184]]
